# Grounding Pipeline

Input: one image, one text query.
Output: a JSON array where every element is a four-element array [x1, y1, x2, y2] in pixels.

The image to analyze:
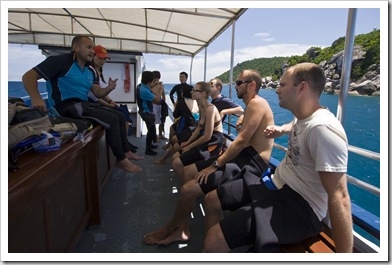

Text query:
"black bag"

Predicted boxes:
[[8, 100, 54, 171], [8, 102, 53, 150]]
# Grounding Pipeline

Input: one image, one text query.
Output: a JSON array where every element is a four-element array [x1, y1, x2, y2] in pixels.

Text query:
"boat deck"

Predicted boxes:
[[74, 131, 206, 253]]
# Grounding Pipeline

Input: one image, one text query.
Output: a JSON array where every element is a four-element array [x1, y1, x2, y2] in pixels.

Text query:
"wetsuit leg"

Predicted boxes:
[[104, 107, 129, 153], [140, 112, 156, 148], [83, 107, 128, 161]]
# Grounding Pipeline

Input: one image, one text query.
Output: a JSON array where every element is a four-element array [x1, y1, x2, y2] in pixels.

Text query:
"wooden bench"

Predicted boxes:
[[8, 126, 116, 252], [234, 228, 336, 253], [281, 230, 336, 253]]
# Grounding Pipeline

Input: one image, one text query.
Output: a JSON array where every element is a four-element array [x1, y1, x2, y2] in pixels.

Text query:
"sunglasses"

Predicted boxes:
[[235, 80, 252, 86]]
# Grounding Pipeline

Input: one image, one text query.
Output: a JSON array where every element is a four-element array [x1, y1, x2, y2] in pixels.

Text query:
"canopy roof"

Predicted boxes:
[[8, 8, 247, 57]]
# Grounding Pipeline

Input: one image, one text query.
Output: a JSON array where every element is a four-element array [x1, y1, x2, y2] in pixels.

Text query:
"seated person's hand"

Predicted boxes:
[[236, 114, 244, 133], [31, 97, 47, 113], [108, 77, 118, 90], [195, 165, 216, 184], [263, 125, 283, 138]]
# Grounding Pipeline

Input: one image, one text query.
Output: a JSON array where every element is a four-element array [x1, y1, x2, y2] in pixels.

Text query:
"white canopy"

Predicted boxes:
[[8, 8, 247, 57]]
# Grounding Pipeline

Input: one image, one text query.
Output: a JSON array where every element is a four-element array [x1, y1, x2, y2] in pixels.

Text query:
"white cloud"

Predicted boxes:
[[254, 32, 271, 38], [254, 32, 275, 42], [235, 44, 313, 61]]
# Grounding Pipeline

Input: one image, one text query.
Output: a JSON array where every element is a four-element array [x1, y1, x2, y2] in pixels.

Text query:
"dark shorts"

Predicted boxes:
[[179, 131, 224, 166], [198, 146, 266, 194], [194, 155, 218, 172], [177, 127, 194, 144], [218, 172, 323, 252]]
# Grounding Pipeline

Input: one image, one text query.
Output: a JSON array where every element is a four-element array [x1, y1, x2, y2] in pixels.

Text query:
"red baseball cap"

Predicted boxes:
[[94, 45, 110, 59]]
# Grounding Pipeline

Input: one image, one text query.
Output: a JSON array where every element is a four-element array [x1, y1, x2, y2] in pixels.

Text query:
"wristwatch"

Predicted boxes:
[[212, 160, 220, 169]]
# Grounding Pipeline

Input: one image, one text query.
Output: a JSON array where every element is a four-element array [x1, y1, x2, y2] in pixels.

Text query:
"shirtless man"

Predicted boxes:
[[144, 69, 274, 245]]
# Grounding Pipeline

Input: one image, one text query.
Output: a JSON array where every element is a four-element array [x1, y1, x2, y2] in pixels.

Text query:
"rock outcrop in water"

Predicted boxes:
[[320, 46, 380, 96], [261, 46, 380, 96]]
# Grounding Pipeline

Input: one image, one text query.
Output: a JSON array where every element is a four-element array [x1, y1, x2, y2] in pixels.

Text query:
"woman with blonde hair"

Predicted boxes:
[[145, 81, 224, 245], [171, 81, 224, 184]]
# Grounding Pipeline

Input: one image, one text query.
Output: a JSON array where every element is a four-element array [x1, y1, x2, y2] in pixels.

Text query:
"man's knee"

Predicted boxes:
[[181, 180, 201, 200], [172, 157, 183, 170], [204, 190, 221, 212], [183, 164, 197, 181]]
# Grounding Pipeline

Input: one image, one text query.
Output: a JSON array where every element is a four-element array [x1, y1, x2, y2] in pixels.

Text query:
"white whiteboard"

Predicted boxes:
[[102, 62, 136, 103]]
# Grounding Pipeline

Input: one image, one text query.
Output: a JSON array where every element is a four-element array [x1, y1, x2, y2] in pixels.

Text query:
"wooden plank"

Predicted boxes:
[[280, 231, 336, 253], [318, 231, 336, 250], [305, 238, 335, 253]]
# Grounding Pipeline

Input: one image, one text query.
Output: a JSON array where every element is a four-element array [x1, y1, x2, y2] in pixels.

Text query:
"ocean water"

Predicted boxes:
[[9, 81, 380, 244]]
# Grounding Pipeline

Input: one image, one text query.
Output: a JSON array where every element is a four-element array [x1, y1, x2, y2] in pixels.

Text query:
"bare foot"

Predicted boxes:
[[144, 226, 174, 245], [126, 151, 144, 160], [157, 227, 190, 246], [162, 143, 170, 150], [153, 159, 166, 165], [117, 158, 142, 173]]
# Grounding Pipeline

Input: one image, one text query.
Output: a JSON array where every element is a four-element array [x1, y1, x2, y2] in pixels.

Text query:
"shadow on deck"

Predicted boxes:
[[74, 133, 205, 253]]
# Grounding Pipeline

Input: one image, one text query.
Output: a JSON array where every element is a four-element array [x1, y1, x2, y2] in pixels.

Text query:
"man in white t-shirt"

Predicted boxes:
[[202, 62, 353, 253]]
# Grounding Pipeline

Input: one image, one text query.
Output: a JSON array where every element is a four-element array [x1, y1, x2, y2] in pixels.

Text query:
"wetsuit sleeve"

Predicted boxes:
[[169, 85, 177, 104]]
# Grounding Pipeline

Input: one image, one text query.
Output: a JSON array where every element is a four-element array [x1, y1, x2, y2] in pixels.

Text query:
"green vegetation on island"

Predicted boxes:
[[216, 29, 380, 83]]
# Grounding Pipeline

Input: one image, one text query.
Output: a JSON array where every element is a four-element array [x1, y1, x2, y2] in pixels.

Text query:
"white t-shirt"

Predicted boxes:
[[275, 108, 348, 221], [88, 69, 107, 102]]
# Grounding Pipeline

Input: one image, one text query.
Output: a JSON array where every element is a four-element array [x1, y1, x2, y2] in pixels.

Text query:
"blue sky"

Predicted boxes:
[[6, 4, 382, 83], [143, 7, 381, 83]]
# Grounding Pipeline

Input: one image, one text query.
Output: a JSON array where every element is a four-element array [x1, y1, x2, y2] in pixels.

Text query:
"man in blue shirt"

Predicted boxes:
[[22, 35, 143, 173], [136, 71, 164, 155], [209, 78, 244, 121]]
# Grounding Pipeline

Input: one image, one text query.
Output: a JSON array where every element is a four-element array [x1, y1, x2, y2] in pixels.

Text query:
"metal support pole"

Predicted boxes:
[[228, 21, 236, 135], [190, 56, 194, 85], [337, 8, 357, 124], [204, 47, 207, 81]]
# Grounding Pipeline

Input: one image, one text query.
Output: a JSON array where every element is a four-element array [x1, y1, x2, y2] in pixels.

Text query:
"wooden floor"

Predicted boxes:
[[74, 132, 206, 253]]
